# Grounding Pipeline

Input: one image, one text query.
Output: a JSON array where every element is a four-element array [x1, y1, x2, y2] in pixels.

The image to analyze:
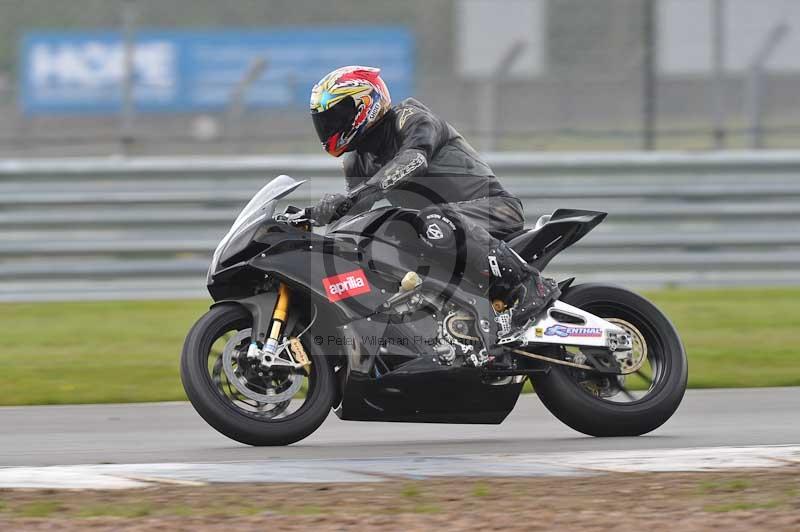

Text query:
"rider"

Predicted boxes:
[[306, 65, 559, 333]]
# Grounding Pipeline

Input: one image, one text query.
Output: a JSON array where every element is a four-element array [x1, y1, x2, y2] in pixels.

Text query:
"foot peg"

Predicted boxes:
[[466, 349, 490, 367]]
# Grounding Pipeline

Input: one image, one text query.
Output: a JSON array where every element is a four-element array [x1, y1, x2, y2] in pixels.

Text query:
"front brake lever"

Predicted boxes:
[[281, 208, 317, 228]]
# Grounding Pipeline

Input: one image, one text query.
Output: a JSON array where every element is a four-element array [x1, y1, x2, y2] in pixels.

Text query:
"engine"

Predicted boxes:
[[380, 274, 488, 367], [433, 311, 482, 365]]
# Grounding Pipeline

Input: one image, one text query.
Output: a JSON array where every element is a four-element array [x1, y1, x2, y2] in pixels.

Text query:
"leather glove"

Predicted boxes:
[[306, 193, 353, 226]]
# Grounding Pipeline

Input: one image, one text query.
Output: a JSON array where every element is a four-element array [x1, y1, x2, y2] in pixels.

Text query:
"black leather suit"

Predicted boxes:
[[344, 98, 525, 286]]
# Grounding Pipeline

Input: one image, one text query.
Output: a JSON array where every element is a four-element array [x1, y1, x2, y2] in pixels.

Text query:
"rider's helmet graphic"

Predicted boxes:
[[310, 65, 392, 157]]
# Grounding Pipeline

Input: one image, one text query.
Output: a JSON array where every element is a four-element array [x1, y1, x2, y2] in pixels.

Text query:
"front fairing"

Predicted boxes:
[[207, 175, 304, 284], [327, 206, 417, 244]]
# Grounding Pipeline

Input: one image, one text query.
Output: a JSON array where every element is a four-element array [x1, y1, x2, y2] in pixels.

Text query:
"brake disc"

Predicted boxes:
[[606, 318, 648, 374], [222, 329, 304, 403]]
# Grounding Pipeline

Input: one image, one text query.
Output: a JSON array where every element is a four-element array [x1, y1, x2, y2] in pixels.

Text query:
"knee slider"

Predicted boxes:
[[417, 206, 457, 249]]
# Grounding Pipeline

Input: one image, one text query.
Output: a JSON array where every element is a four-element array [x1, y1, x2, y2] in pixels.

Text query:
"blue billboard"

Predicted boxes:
[[20, 27, 414, 114]]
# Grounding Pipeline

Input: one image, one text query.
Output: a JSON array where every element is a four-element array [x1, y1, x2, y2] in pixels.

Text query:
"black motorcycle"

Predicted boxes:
[[181, 175, 687, 445]]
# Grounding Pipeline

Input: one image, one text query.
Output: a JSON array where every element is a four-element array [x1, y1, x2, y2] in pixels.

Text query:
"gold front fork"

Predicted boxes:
[[268, 282, 311, 372], [263, 282, 291, 355]]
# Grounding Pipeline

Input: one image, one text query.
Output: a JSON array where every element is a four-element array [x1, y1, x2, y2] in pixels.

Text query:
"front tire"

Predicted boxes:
[[531, 283, 688, 437], [180, 304, 336, 446]]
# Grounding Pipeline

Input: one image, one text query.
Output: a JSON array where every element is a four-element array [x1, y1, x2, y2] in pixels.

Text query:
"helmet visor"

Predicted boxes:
[[311, 97, 356, 144]]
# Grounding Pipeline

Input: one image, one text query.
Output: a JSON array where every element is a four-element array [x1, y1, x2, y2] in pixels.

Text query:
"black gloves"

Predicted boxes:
[[307, 193, 353, 226]]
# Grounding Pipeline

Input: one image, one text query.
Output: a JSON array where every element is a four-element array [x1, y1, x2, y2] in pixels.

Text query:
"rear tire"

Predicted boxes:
[[180, 304, 336, 446], [531, 283, 687, 437]]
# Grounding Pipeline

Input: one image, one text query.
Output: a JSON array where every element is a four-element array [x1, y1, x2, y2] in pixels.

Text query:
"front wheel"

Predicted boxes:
[[531, 283, 688, 437], [180, 304, 336, 446]]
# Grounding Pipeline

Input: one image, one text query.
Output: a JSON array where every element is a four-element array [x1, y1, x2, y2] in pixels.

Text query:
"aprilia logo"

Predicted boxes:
[[322, 269, 371, 302]]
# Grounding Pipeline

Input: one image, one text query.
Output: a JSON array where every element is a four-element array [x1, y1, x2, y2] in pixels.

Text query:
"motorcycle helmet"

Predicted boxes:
[[310, 65, 391, 157]]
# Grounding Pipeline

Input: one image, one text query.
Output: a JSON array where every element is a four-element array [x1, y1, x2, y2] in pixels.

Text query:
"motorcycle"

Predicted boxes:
[[181, 175, 688, 445]]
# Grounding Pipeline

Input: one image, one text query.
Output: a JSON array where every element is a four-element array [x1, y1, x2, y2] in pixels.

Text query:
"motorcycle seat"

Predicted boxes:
[[500, 214, 550, 244], [504, 210, 607, 264]]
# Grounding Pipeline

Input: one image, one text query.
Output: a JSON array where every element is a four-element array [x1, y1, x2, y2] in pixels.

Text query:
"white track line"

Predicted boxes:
[[0, 445, 797, 490]]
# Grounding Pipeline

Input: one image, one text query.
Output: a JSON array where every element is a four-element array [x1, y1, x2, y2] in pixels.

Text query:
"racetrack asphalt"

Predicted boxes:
[[1, 388, 798, 468]]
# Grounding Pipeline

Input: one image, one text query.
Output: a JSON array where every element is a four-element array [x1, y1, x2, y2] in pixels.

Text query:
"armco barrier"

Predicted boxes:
[[1, 151, 798, 301]]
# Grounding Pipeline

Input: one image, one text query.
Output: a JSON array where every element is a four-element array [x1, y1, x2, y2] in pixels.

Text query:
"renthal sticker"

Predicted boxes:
[[534, 327, 544, 338], [380, 153, 426, 189], [544, 325, 603, 338], [322, 269, 371, 302]]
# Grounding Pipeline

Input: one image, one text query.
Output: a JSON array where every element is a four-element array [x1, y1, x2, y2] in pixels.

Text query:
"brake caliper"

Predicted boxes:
[[289, 337, 311, 374]]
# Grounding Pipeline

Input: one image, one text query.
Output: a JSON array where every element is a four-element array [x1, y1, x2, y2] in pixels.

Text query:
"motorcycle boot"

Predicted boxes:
[[486, 241, 560, 336]]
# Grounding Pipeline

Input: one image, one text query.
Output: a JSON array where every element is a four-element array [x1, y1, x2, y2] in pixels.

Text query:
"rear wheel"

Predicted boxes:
[[180, 304, 335, 446], [530, 283, 687, 436]]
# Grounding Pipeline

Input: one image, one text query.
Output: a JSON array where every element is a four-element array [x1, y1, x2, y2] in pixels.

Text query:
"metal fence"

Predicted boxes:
[[1, 151, 799, 302], [5, 0, 800, 157]]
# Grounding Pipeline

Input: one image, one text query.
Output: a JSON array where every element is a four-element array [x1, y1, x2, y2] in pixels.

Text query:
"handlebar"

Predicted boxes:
[[275, 206, 317, 228], [346, 182, 377, 203]]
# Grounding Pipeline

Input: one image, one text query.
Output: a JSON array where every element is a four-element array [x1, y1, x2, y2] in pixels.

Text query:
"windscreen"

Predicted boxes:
[[208, 175, 303, 282]]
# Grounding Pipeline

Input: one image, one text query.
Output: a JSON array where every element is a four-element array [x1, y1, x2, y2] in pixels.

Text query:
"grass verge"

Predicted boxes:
[[0, 467, 797, 530], [0, 287, 798, 405]]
